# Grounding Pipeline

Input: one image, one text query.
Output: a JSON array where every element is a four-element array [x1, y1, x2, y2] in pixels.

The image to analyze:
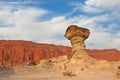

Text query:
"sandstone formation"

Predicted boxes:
[[87, 49, 120, 61], [65, 25, 89, 52], [0, 40, 120, 67], [64, 25, 91, 58], [62, 25, 120, 76], [0, 40, 72, 66], [64, 25, 94, 75]]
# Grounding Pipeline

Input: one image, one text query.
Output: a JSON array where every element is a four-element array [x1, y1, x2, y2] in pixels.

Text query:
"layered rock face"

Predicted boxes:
[[0, 40, 120, 67], [64, 25, 90, 58], [65, 25, 89, 52], [64, 25, 94, 75], [87, 49, 120, 61], [63, 25, 120, 76], [0, 40, 72, 66]]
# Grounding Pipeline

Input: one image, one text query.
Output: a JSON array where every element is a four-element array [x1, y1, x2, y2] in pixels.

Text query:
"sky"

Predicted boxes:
[[0, 0, 120, 50]]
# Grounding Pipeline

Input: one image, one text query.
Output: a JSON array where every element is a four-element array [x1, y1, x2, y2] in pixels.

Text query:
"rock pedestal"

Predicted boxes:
[[63, 25, 120, 77], [63, 25, 93, 75], [65, 25, 90, 58]]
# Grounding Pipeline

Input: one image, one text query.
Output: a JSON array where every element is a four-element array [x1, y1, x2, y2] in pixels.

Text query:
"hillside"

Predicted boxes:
[[0, 40, 120, 66]]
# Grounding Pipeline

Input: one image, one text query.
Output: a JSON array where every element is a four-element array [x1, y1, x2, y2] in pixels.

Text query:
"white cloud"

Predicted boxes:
[[83, 5, 102, 13], [0, 0, 35, 5], [66, 0, 120, 50], [70, 0, 120, 13], [0, 5, 47, 39], [0, 5, 70, 45], [85, 0, 120, 13], [85, 0, 120, 8], [65, 14, 120, 49], [68, 1, 102, 13], [0, 0, 120, 50]]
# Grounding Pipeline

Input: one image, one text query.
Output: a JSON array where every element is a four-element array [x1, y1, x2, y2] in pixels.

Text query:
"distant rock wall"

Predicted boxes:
[[87, 49, 120, 61], [0, 40, 120, 66], [0, 40, 72, 66]]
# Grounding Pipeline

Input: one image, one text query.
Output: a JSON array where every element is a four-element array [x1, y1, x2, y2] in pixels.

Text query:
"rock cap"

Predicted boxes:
[[64, 25, 90, 40]]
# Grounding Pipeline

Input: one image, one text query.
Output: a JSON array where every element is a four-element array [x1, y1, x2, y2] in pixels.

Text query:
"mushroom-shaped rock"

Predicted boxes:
[[65, 25, 90, 40], [65, 25, 90, 56], [63, 25, 93, 75]]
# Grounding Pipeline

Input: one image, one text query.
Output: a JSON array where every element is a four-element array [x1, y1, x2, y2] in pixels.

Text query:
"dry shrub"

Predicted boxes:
[[62, 71, 77, 76]]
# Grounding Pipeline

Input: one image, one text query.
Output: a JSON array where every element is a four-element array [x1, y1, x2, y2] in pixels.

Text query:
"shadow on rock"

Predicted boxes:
[[0, 66, 15, 78]]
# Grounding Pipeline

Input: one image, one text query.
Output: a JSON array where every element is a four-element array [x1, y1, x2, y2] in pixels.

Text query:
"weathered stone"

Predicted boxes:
[[64, 25, 90, 58], [63, 25, 120, 77], [0, 40, 120, 67], [0, 40, 72, 66], [64, 25, 93, 75]]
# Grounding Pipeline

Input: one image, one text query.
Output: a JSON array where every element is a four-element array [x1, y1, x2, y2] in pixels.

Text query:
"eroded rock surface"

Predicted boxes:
[[0, 40, 120, 67], [64, 25, 94, 75], [62, 25, 120, 77], [0, 40, 72, 66], [65, 25, 89, 50]]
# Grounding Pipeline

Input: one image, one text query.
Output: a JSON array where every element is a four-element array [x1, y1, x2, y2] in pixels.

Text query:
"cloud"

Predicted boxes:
[[0, 5, 70, 45], [85, 0, 120, 8], [0, 0, 35, 5], [68, 1, 102, 14], [69, 0, 120, 14], [0, 5, 47, 39], [84, 0, 120, 13], [67, 0, 120, 49], [0, 0, 120, 50]]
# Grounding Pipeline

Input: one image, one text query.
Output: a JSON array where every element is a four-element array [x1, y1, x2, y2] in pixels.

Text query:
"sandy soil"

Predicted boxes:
[[0, 64, 119, 80]]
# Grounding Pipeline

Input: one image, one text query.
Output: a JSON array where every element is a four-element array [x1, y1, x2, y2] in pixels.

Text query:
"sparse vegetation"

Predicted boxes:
[[62, 71, 77, 77], [26, 61, 36, 66]]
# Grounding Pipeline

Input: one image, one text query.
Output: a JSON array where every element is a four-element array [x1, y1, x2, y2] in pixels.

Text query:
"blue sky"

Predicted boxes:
[[0, 0, 120, 50]]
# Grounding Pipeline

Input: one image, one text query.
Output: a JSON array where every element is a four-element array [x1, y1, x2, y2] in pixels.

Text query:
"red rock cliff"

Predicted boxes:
[[0, 40, 120, 66], [0, 40, 72, 66]]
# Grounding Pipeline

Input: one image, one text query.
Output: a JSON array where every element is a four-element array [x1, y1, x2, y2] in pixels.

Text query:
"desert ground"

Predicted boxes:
[[0, 63, 120, 80], [0, 25, 120, 80]]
